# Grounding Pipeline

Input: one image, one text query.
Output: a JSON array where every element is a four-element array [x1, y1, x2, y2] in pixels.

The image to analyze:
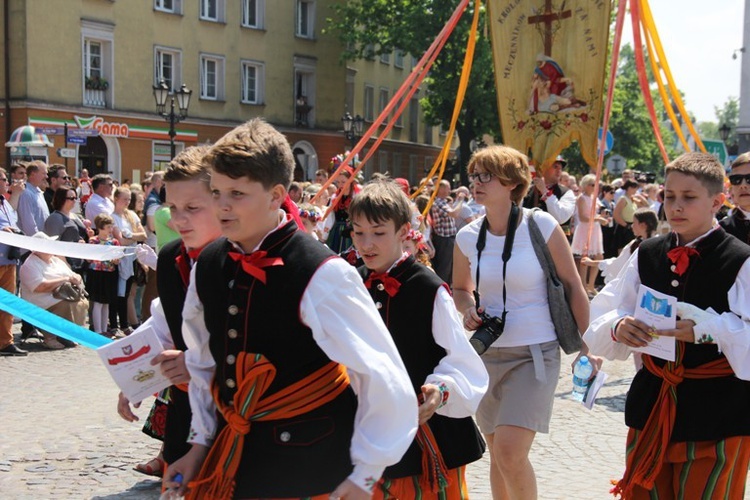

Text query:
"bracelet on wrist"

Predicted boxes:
[[611, 317, 626, 342]]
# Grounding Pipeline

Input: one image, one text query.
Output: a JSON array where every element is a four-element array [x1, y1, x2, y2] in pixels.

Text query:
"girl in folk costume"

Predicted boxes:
[[323, 154, 362, 253], [350, 181, 488, 498], [87, 213, 121, 337], [403, 228, 433, 269], [582, 208, 658, 285], [117, 145, 222, 478], [298, 202, 324, 241]]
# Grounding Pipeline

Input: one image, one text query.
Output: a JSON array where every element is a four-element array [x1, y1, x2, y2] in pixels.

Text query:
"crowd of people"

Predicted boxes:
[[2, 125, 750, 499]]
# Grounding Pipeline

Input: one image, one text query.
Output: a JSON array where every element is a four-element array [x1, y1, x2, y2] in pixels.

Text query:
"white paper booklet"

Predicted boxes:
[[632, 284, 677, 362], [582, 370, 608, 410], [97, 326, 171, 403]]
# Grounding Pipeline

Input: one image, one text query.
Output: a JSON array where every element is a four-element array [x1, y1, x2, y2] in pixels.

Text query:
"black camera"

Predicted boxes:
[[469, 311, 506, 355], [5, 227, 24, 261]]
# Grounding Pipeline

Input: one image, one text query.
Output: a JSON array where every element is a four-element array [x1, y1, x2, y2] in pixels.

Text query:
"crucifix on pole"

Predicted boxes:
[[528, 0, 572, 56]]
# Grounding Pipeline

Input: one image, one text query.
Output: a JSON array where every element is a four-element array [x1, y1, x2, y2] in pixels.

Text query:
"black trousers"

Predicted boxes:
[[431, 234, 455, 286]]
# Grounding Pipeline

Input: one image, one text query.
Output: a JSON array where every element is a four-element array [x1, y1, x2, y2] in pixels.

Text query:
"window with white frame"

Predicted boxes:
[[155, 47, 181, 91], [242, 0, 264, 28], [395, 97, 404, 127], [200, 0, 225, 22], [379, 88, 389, 123], [154, 0, 181, 14], [394, 50, 404, 69], [84, 40, 102, 79], [364, 85, 374, 122], [296, 0, 315, 38], [380, 51, 391, 65], [241, 60, 264, 104], [200, 54, 225, 100]]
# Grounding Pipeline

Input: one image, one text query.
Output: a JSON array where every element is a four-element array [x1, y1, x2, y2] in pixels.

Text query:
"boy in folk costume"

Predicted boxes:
[[117, 145, 222, 475], [164, 119, 418, 499], [349, 181, 488, 499], [583, 152, 750, 499]]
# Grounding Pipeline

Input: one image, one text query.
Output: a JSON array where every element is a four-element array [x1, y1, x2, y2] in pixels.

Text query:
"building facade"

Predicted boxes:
[[0, 0, 452, 184]]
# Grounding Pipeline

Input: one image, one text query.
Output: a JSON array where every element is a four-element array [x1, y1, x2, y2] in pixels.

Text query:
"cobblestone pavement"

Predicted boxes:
[[1, 328, 748, 499]]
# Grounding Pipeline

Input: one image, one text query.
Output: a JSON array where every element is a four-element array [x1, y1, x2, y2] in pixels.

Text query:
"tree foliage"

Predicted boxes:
[[324, 0, 499, 184]]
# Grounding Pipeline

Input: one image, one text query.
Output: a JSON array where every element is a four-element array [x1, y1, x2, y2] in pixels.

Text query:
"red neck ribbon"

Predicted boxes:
[[364, 272, 401, 297], [228, 251, 284, 284], [666, 246, 699, 277]]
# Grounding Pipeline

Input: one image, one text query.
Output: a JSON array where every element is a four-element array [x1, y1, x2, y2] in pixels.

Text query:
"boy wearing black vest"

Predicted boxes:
[[164, 119, 417, 499], [719, 152, 750, 245], [117, 145, 221, 475], [584, 152, 750, 499], [349, 180, 488, 498]]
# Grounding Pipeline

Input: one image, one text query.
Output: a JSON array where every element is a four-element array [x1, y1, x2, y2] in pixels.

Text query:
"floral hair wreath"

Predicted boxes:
[[330, 152, 361, 170], [299, 208, 323, 223], [406, 229, 425, 247]]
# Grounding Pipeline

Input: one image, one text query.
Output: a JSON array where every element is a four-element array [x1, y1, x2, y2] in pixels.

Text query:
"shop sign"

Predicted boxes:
[[74, 115, 129, 138]]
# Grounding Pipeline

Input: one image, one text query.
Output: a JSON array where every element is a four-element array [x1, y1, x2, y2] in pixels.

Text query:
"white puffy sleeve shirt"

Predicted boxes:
[[583, 248, 750, 381], [182, 256, 418, 493]]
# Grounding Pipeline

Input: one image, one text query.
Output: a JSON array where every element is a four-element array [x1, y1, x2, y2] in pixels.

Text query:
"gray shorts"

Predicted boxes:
[[476, 340, 561, 435]]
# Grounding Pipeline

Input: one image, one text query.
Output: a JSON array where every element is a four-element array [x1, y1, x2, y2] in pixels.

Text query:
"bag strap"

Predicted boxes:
[[474, 203, 520, 318], [527, 208, 562, 283]]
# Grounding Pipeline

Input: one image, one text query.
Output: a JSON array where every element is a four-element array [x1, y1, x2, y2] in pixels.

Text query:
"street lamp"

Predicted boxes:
[[719, 122, 731, 143], [153, 80, 192, 160], [341, 112, 364, 148]]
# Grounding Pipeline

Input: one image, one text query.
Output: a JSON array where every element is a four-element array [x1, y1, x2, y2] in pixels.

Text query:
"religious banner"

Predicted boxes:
[[487, 0, 612, 170]]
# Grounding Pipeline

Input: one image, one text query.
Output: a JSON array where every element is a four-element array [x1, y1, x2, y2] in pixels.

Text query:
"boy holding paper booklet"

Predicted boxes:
[[583, 152, 750, 499]]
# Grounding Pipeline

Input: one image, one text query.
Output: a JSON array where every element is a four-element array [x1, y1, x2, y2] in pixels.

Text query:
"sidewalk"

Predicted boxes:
[[1, 333, 748, 498]]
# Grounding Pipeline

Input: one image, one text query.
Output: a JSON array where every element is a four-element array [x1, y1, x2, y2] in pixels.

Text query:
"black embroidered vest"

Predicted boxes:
[[359, 256, 485, 478], [628, 229, 750, 441], [719, 210, 750, 246], [195, 220, 358, 497]]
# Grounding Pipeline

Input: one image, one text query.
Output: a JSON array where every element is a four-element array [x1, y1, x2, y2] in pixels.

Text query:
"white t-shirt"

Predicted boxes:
[[456, 208, 559, 347], [19, 254, 77, 310], [145, 203, 159, 248]]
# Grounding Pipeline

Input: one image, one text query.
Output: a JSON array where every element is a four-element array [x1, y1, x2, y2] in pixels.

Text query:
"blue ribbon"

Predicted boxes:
[[0, 288, 111, 349]]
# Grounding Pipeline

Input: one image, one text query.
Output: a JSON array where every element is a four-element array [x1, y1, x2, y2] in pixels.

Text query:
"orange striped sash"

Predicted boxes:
[[187, 353, 350, 500], [612, 345, 734, 498]]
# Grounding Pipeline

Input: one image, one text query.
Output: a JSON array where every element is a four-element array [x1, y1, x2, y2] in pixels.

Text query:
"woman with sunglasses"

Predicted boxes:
[[44, 187, 94, 276], [719, 152, 750, 245], [453, 146, 594, 500]]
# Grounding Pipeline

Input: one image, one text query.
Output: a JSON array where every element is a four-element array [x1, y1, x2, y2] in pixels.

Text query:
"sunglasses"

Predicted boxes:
[[61, 175, 71, 180], [729, 174, 750, 186]]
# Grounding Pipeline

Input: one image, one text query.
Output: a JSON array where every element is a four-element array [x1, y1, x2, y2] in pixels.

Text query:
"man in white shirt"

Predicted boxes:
[[84, 174, 114, 222], [523, 155, 576, 228]]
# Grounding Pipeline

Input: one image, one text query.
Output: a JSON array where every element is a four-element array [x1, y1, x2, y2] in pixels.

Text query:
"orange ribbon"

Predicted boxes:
[[228, 251, 284, 284]]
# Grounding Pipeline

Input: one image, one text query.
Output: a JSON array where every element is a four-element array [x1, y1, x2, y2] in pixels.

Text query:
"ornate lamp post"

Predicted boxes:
[[153, 80, 192, 160], [341, 112, 364, 149], [719, 122, 731, 143]]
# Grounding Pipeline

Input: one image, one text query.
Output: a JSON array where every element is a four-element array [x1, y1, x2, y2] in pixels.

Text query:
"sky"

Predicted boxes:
[[620, 0, 746, 123]]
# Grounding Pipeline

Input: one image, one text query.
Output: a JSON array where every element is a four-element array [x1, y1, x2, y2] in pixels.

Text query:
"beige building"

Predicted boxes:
[[0, 0, 451, 184]]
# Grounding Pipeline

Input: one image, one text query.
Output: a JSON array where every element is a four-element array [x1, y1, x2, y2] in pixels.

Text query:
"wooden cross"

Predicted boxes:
[[528, 0, 572, 56]]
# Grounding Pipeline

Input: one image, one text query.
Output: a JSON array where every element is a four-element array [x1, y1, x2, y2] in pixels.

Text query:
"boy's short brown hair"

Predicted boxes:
[[665, 152, 724, 195], [164, 145, 212, 185], [467, 145, 530, 204], [204, 118, 294, 190], [730, 152, 750, 170], [349, 180, 412, 229], [94, 213, 114, 230]]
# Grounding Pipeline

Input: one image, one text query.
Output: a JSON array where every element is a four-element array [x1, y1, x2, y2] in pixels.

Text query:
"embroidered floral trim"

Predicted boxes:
[[436, 381, 450, 409], [364, 476, 377, 490], [696, 333, 715, 344]]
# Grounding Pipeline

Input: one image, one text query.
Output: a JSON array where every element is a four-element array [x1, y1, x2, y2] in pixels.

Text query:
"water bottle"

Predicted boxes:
[[159, 473, 184, 500], [571, 356, 593, 402]]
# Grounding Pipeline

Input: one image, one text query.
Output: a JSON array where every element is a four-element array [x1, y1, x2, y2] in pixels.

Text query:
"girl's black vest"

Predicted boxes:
[[359, 256, 485, 478], [195, 221, 358, 497], [154, 239, 193, 464], [629, 229, 750, 441]]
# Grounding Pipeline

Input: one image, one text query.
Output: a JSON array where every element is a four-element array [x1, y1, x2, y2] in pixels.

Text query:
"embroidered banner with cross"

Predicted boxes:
[[487, 0, 612, 171]]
